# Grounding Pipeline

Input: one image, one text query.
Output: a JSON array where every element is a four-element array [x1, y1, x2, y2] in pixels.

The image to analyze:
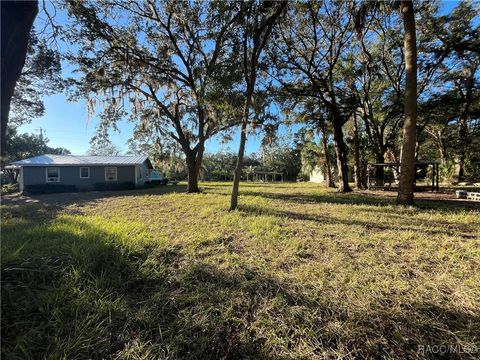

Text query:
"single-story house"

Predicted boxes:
[[11, 154, 163, 193]]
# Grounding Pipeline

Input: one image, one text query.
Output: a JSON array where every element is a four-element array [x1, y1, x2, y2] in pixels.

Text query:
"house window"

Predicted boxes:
[[105, 167, 117, 181], [46, 167, 60, 182], [80, 167, 90, 179]]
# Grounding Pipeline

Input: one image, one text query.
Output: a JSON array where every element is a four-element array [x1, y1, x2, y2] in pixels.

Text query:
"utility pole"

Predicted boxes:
[[36, 127, 47, 152], [36, 127, 44, 141]]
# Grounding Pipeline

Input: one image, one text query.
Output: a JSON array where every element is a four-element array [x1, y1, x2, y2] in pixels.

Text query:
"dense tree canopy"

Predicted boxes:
[[3, 126, 70, 164], [87, 139, 122, 156], [4, 0, 479, 205], [9, 31, 63, 128], [270, 1, 356, 192]]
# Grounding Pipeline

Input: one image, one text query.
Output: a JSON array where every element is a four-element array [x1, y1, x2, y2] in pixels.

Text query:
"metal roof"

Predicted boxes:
[[11, 154, 149, 166]]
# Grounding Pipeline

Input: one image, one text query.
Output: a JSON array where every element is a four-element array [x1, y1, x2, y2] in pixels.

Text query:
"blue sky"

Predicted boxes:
[[18, 0, 464, 155]]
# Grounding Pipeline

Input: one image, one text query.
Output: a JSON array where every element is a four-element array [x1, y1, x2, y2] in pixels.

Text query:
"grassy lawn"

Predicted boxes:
[[2, 182, 479, 359]]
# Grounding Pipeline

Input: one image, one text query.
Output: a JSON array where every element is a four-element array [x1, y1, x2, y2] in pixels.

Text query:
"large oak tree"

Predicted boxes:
[[270, 1, 356, 192], [67, 0, 241, 192]]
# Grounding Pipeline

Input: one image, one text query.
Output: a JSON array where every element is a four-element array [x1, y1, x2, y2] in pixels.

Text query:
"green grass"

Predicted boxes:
[[2, 182, 479, 359]]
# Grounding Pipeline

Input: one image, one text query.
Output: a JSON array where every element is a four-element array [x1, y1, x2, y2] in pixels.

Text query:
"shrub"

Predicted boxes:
[[144, 178, 168, 188], [439, 160, 456, 183], [1, 183, 19, 195], [24, 184, 77, 195], [93, 182, 136, 191]]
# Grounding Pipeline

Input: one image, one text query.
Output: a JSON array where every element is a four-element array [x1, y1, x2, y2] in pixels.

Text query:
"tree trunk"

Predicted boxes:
[[455, 61, 476, 181], [437, 131, 447, 165], [320, 127, 335, 187], [396, 1, 417, 206], [230, 98, 251, 210], [374, 151, 385, 185], [186, 146, 204, 193], [1, 0, 38, 158], [455, 117, 467, 181], [360, 159, 368, 189], [332, 118, 352, 193], [353, 111, 361, 190], [186, 159, 199, 193]]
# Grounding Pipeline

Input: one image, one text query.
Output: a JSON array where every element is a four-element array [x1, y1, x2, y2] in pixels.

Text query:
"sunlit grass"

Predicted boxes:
[[2, 182, 479, 359]]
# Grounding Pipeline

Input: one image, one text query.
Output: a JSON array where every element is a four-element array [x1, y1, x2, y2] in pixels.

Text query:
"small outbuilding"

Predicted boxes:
[[309, 166, 325, 183], [11, 154, 163, 193], [367, 161, 439, 191], [247, 171, 284, 183]]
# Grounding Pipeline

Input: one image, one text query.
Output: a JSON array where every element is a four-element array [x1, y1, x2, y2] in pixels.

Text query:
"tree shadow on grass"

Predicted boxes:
[[3, 214, 339, 358], [201, 182, 302, 190], [219, 188, 395, 206], [347, 301, 480, 359], [2, 215, 479, 359], [2, 216, 277, 359], [1, 184, 188, 208], [239, 203, 477, 239], [235, 189, 480, 214]]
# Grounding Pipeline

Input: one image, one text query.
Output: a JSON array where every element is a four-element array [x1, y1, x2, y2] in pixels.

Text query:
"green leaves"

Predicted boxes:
[[10, 30, 63, 128]]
